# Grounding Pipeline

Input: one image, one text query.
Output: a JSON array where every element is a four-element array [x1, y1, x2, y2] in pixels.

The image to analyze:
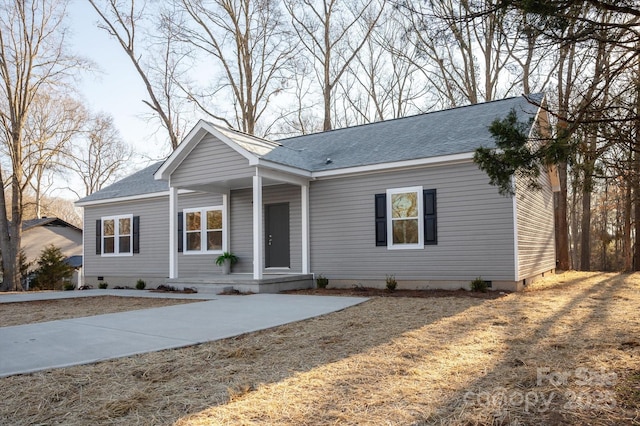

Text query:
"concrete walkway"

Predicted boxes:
[[0, 292, 368, 378], [0, 289, 219, 303]]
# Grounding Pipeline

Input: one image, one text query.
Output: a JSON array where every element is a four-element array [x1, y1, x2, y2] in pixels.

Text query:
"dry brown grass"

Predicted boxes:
[[0, 296, 197, 327], [1, 272, 639, 425]]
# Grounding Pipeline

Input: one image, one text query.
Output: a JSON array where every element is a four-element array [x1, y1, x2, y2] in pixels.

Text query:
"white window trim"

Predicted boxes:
[[386, 186, 424, 250], [183, 205, 225, 255], [101, 214, 134, 257]]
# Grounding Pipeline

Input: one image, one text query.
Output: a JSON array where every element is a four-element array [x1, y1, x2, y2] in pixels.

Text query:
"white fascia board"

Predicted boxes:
[[311, 152, 476, 179], [257, 167, 311, 187], [75, 191, 169, 207], [511, 175, 520, 281], [254, 159, 312, 180], [75, 189, 196, 207], [155, 121, 209, 180], [202, 121, 261, 162]]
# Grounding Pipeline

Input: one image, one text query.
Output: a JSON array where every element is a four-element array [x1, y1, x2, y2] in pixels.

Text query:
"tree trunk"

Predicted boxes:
[[569, 174, 580, 269], [601, 184, 608, 271], [580, 133, 596, 271], [555, 161, 571, 270], [635, 58, 640, 271], [580, 182, 591, 270], [623, 182, 633, 271], [635, 183, 640, 271]]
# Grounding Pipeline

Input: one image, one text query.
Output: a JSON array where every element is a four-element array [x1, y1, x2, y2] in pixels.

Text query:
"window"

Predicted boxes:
[[375, 187, 437, 249], [100, 215, 134, 256], [183, 206, 224, 254], [387, 187, 423, 249]]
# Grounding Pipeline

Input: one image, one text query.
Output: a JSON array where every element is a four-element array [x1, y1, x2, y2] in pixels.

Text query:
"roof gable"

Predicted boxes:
[[22, 217, 82, 233], [154, 120, 275, 181]]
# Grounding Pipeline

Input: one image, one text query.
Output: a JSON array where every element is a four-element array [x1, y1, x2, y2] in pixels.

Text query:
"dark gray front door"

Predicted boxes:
[[265, 203, 290, 268]]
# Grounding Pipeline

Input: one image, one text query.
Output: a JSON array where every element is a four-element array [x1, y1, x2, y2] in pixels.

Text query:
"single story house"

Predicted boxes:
[[76, 94, 557, 292], [21, 217, 83, 288]]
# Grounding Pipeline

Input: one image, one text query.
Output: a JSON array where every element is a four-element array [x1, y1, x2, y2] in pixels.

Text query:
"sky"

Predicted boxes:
[[67, 0, 172, 170], [50, 1, 190, 201]]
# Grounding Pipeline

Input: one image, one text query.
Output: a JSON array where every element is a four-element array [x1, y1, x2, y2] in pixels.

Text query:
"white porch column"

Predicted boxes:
[[252, 173, 263, 279], [301, 184, 310, 274], [222, 191, 230, 252], [169, 186, 178, 279]]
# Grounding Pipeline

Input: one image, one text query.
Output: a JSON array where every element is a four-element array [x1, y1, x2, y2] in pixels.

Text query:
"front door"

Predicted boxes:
[[265, 203, 290, 268]]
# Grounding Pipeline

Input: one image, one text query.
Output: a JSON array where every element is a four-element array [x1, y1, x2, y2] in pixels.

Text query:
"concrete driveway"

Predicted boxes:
[[0, 292, 368, 378]]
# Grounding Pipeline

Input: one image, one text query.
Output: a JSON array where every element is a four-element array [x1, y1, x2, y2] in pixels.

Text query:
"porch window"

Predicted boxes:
[[387, 186, 424, 249], [101, 215, 133, 256], [183, 206, 223, 254]]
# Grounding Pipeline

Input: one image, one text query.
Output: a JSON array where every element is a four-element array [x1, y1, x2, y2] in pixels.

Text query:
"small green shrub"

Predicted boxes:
[[385, 274, 397, 292], [98, 282, 108, 289], [316, 274, 329, 289], [471, 277, 488, 293], [63, 283, 75, 291], [136, 279, 146, 290]]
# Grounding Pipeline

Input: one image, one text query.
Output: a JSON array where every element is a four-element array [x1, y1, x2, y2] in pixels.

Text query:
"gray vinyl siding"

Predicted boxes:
[[229, 184, 302, 273], [84, 192, 225, 279], [229, 188, 253, 273], [171, 134, 254, 187], [83, 185, 303, 280], [309, 161, 517, 281], [515, 169, 556, 280], [22, 226, 82, 265], [83, 196, 170, 278]]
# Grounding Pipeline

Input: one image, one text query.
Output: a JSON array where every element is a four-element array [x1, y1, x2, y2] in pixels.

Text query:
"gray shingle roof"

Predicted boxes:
[[265, 94, 543, 171], [22, 217, 82, 232], [77, 95, 542, 204], [76, 161, 167, 203], [65, 255, 83, 268]]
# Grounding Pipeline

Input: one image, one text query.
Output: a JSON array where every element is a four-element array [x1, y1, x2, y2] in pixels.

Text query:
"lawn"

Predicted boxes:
[[1, 272, 639, 425], [0, 296, 197, 327]]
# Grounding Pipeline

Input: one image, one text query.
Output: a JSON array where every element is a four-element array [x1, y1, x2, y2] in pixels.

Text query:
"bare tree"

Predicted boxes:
[[22, 92, 86, 218], [338, 10, 430, 124], [0, 0, 83, 291], [285, 0, 385, 130], [273, 57, 323, 136], [21, 193, 82, 228], [175, 0, 297, 136], [66, 112, 133, 198], [403, 0, 516, 108], [87, 0, 187, 150]]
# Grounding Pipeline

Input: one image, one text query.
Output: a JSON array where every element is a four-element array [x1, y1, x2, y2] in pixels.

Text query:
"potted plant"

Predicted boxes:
[[215, 252, 238, 275]]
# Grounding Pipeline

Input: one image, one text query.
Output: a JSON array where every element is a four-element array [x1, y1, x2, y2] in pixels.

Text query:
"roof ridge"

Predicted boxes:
[[276, 94, 541, 142], [206, 121, 283, 148]]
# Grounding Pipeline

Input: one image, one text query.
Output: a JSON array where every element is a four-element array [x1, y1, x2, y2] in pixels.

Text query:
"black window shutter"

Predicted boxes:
[[177, 212, 183, 253], [375, 193, 387, 246], [95, 219, 101, 255], [132, 216, 140, 254], [424, 189, 437, 245]]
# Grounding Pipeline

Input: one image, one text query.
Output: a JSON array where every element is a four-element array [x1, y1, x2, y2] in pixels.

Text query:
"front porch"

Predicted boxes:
[[166, 273, 314, 294]]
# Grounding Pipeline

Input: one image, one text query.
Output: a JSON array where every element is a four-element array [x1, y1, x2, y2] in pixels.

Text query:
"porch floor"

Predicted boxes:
[[166, 273, 314, 294]]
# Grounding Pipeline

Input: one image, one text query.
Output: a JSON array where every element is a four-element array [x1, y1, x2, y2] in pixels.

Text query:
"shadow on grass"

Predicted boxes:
[[5, 273, 637, 425], [0, 293, 489, 425], [415, 272, 640, 425]]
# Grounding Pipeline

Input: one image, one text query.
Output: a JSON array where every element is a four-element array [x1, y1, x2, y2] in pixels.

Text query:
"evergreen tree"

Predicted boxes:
[[31, 245, 74, 290]]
